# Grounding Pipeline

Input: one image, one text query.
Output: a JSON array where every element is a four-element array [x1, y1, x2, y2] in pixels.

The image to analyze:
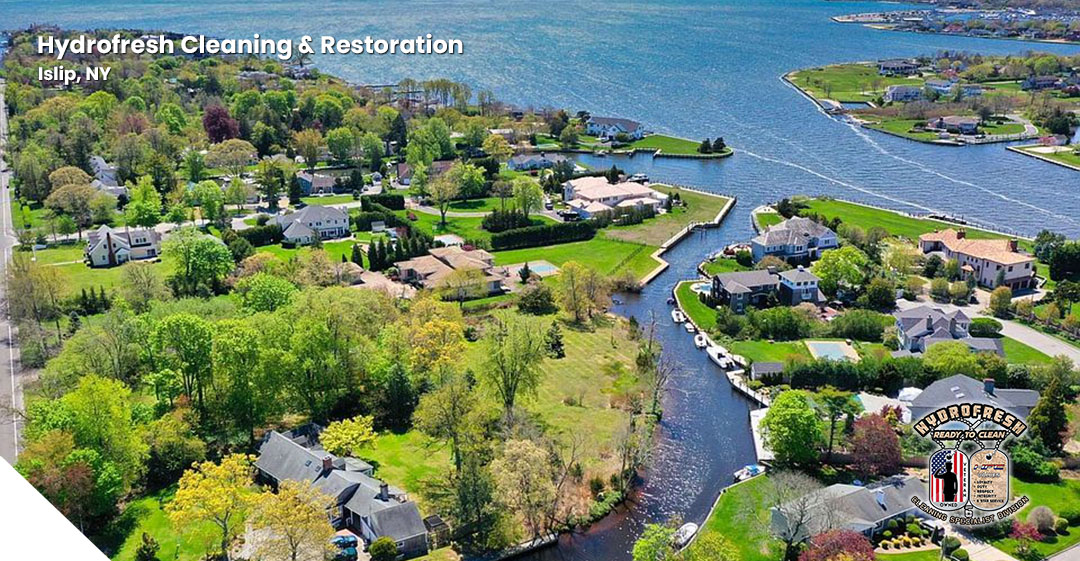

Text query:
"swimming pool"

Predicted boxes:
[[805, 340, 857, 361], [690, 282, 711, 294], [530, 263, 558, 274]]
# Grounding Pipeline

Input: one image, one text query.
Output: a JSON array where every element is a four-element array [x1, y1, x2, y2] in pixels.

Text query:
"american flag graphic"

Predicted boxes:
[[930, 449, 966, 505]]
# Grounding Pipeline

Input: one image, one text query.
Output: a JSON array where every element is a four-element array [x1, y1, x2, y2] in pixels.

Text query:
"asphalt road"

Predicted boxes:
[[0, 78, 23, 466]]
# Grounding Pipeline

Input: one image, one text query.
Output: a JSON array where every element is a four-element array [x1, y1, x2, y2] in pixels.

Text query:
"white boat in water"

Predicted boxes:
[[683, 322, 696, 333], [694, 333, 708, 348], [734, 464, 766, 482], [707, 346, 731, 369], [671, 309, 686, 323], [673, 522, 699, 549]]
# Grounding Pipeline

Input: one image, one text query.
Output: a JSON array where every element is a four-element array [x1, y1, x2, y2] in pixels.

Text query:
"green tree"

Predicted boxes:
[[252, 482, 335, 561], [481, 311, 548, 424], [152, 313, 215, 418], [325, 127, 356, 163], [162, 228, 235, 295], [512, 177, 544, 219], [369, 537, 399, 561], [125, 176, 163, 228], [760, 390, 822, 466], [446, 161, 486, 202], [491, 439, 557, 538], [817, 387, 858, 460], [293, 129, 323, 171], [206, 139, 256, 178], [428, 175, 461, 226], [1029, 372, 1069, 453], [632, 523, 677, 561], [192, 180, 225, 227], [359, 132, 384, 171], [184, 149, 206, 182], [62, 375, 149, 487], [320, 415, 377, 457], [235, 273, 296, 312], [812, 246, 869, 297], [990, 286, 1013, 318], [482, 134, 513, 162], [212, 319, 270, 445]]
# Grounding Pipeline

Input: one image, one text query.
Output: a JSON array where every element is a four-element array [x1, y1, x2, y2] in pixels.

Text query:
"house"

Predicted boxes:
[[778, 266, 824, 306], [507, 152, 571, 171], [710, 269, 780, 314], [297, 171, 338, 195], [771, 475, 926, 541], [908, 375, 1039, 421], [878, 59, 920, 76], [918, 229, 1035, 290], [561, 176, 668, 218], [1022, 75, 1061, 91], [395, 246, 505, 295], [395, 160, 454, 186], [750, 216, 838, 264], [927, 116, 979, 135], [255, 429, 429, 557], [884, 85, 923, 104], [749, 361, 785, 382], [488, 128, 516, 142], [84, 225, 161, 267], [268, 205, 350, 245], [924, 80, 982, 97], [585, 116, 645, 140], [892, 305, 1003, 357], [90, 155, 119, 187]]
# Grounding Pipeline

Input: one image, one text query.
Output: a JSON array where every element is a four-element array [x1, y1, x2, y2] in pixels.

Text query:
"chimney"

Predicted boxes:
[[321, 456, 333, 472], [875, 489, 887, 510], [767, 266, 777, 275], [926, 314, 933, 330], [1007, 239, 1018, 252], [984, 378, 995, 396], [956, 229, 966, 240], [379, 482, 390, 501]]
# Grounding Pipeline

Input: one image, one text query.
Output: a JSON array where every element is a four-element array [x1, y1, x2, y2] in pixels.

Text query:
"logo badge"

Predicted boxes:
[[969, 449, 1010, 511], [929, 449, 968, 511]]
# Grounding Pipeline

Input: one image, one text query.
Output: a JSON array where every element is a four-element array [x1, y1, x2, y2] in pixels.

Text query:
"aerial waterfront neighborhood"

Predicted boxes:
[[1, 6, 1080, 561]]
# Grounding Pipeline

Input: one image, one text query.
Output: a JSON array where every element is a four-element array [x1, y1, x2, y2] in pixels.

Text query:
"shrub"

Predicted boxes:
[[970, 317, 1004, 338], [952, 548, 969, 561], [1055, 517, 1069, 534], [236, 223, 283, 247], [1060, 507, 1080, 525], [518, 283, 558, 315], [735, 249, 753, 267], [588, 475, 605, 498], [883, 530, 893, 539], [1012, 442, 1060, 482], [360, 193, 405, 211], [881, 542, 890, 550], [1029, 505, 1057, 534], [941, 536, 961, 556], [906, 523, 923, 537], [912, 537, 922, 546], [482, 208, 533, 233], [828, 309, 887, 342], [490, 221, 596, 250]]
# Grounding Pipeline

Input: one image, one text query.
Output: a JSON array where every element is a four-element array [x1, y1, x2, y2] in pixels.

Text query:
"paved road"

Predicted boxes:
[[895, 297, 1080, 364], [0, 78, 22, 465]]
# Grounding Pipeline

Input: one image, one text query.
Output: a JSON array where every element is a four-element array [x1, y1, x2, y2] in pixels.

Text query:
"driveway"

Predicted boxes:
[[0, 79, 23, 465]]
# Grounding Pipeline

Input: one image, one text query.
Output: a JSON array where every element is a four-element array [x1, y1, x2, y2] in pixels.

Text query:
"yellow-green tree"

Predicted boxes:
[[252, 481, 336, 561], [167, 454, 255, 561], [482, 134, 513, 162], [320, 415, 377, 458]]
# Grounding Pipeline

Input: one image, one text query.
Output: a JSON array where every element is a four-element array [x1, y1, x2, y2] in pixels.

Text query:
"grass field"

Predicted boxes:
[[756, 211, 784, 229], [864, 118, 941, 142], [702, 258, 751, 276], [1002, 336, 1054, 365], [492, 238, 659, 281], [788, 64, 921, 102], [877, 550, 942, 561], [20, 241, 85, 265], [675, 280, 717, 331], [107, 488, 231, 561], [1016, 145, 1080, 170], [254, 239, 362, 266], [447, 197, 504, 213], [624, 134, 733, 156], [301, 194, 355, 206], [364, 431, 452, 511], [727, 340, 812, 364], [604, 186, 730, 246], [991, 478, 1080, 558], [694, 475, 779, 561]]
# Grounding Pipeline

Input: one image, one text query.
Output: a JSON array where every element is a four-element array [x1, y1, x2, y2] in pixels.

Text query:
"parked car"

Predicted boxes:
[[334, 547, 358, 561], [331, 535, 359, 549]]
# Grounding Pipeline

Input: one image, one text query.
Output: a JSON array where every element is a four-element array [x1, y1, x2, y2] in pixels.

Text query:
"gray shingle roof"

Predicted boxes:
[[269, 205, 348, 228], [910, 374, 1038, 414], [588, 116, 642, 132], [714, 270, 778, 292], [752, 217, 835, 247], [776, 475, 925, 536], [751, 362, 784, 376], [779, 267, 819, 284], [370, 502, 428, 542]]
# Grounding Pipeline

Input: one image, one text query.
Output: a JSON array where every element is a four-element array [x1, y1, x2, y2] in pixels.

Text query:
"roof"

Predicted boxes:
[[269, 205, 349, 229], [895, 305, 970, 336], [297, 171, 337, 189], [565, 176, 664, 202], [776, 475, 924, 535], [909, 374, 1039, 414], [918, 229, 1032, 266], [508, 153, 570, 167], [751, 362, 784, 376], [714, 270, 779, 292], [587, 116, 642, 133], [779, 266, 819, 284], [86, 225, 161, 252], [282, 220, 315, 239], [396, 160, 454, 180], [255, 431, 331, 485], [370, 502, 428, 542], [752, 217, 835, 247]]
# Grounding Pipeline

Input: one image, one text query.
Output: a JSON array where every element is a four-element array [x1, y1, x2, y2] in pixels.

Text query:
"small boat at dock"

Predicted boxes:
[[734, 464, 765, 482], [694, 333, 708, 348], [683, 322, 696, 333], [707, 346, 731, 369], [671, 310, 686, 323], [673, 522, 699, 549]]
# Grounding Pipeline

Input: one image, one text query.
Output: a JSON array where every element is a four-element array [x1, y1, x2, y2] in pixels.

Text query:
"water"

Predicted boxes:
[[4, 0, 1079, 559]]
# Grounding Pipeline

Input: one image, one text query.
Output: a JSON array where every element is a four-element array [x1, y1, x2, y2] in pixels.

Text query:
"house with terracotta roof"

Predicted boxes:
[[395, 246, 505, 295], [918, 229, 1035, 290], [561, 176, 668, 218]]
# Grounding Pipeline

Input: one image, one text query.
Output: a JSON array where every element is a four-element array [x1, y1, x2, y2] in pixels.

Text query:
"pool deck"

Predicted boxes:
[[804, 339, 860, 361]]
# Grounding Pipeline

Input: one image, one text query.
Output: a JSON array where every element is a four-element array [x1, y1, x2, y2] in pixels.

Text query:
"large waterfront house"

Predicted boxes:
[[924, 80, 983, 97], [908, 375, 1038, 422], [1022, 75, 1062, 91], [778, 266, 824, 306], [711, 266, 823, 313], [750, 217, 838, 264], [562, 176, 668, 219], [877, 59, 920, 76], [507, 152, 571, 171], [927, 116, 979, 135], [396, 160, 455, 186], [917, 229, 1035, 290], [268, 205, 351, 245], [255, 428, 429, 557], [585, 116, 645, 140], [771, 475, 925, 541], [884, 85, 923, 104], [395, 246, 505, 295], [84, 225, 161, 268], [892, 305, 1003, 357]]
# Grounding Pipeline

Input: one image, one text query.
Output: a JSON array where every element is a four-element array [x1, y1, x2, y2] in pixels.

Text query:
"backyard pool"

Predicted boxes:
[[805, 340, 858, 361]]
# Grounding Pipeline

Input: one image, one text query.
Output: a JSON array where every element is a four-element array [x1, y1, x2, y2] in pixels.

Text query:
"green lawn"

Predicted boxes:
[[1002, 337, 1054, 365], [20, 241, 85, 265], [675, 280, 717, 331], [363, 431, 452, 511], [300, 194, 355, 206], [864, 118, 941, 142], [788, 64, 923, 102], [756, 212, 784, 229], [702, 258, 751, 276], [694, 475, 779, 561], [492, 238, 659, 281], [727, 340, 812, 364], [447, 197, 504, 213], [1016, 145, 1080, 170], [624, 134, 733, 156], [254, 239, 363, 266], [13, 200, 48, 230], [991, 478, 1080, 558], [877, 550, 943, 561], [604, 186, 731, 246], [981, 121, 1026, 135], [107, 488, 225, 561]]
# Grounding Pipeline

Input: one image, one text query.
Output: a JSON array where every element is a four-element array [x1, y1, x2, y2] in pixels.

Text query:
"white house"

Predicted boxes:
[[84, 225, 161, 268], [562, 176, 667, 213], [269, 205, 350, 245], [585, 116, 645, 140]]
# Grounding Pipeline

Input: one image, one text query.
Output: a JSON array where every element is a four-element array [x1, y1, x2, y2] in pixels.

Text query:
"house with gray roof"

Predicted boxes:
[[710, 269, 780, 314], [585, 116, 645, 140], [256, 429, 429, 557], [268, 205, 350, 245], [507, 152, 571, 171], [750, 361, 785, 382], [778, 266, 823, 306], [893, 305, 1003, 357], [771, 475, 926, 541], [751, 217, 837, 264], [908, 375, 1039, 421]]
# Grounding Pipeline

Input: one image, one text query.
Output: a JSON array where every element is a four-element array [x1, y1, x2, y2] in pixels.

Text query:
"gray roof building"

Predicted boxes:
[[893, 305, 1002, 357], [268, 205, 350, 245], [751, 217, 838, 264], [750, 361, 785, 381], [771, 475, 926, 540], [908, 375, 1039, 421], [507, 152, 571, 171], [710, 269, 780, 314]]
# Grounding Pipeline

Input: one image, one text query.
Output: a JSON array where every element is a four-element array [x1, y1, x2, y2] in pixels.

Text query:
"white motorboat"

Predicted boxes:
[[683, 322, 696, 333], [694, 333, 708, 349], [707, 346, 730, 369], [671, 309, 686, 323], [734, 464, 766, 482], [673, 522, 699, 549]]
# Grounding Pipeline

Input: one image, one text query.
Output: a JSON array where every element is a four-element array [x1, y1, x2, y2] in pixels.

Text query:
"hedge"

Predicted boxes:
[[361, 193, 405, 211], [236, 224, 283, 247], [489, 220, 596, 250]]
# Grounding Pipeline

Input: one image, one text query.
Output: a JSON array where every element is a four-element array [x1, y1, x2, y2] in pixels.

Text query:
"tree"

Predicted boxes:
[[325, 127, 356, 163], [558, 125, 578, 147], [206, 139, 256, 178], [512, 177, 544, 219], [990, 286, 1013, 318], [235, 273, 296, 312], [812, 246, 869, 297], [491, 439, 556, 538], [294, 129, 323, 171], [769, 470, 825, 560], [224, 178, 253, 214], [414, 372, 478, 472], [15, 431, 97, 530], [817, 387, 858, 460], [49, 166, 91, 190], [442, 268, 487, 304], [45, 183, 97, 238], [683, 533, 738, 561], [134, 533, 160, 561], [320, 415, 377, 457], [252, 481, 335, 561], [850, 413, 901, 477], [923, 342, 979, 379], [483, 134, 513, 162], [698, 138, 713, 154], [255, 158, 293, 209], [369, 537, 399, 561], [428, 175, 461, 226], [760, 390, 822, 466], [152, 313, 214, 418], [1029, 372, 1069, 453], [518, 282, 558, 315], [203, 104, 239, 143], [184, 150, 206, 182], [125, 176, 163, 228], [359, 131, 384, 171], [798, 530, 874, 561], [193, 180, 226, 227], [481, 311, 548, 423], [14, 143, 52, 201], [557, 261, 608, 322], [61, 375, 149, 488], [632, 523, 677, 561], [446, 161, 486, 202], [168, 454, 254, 561], [162, 228, 235, 295]]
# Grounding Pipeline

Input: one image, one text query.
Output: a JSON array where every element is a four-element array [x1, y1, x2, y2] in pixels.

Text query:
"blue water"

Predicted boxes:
[[806, 340, 854, 361], [4, 1, 1079, 559]]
